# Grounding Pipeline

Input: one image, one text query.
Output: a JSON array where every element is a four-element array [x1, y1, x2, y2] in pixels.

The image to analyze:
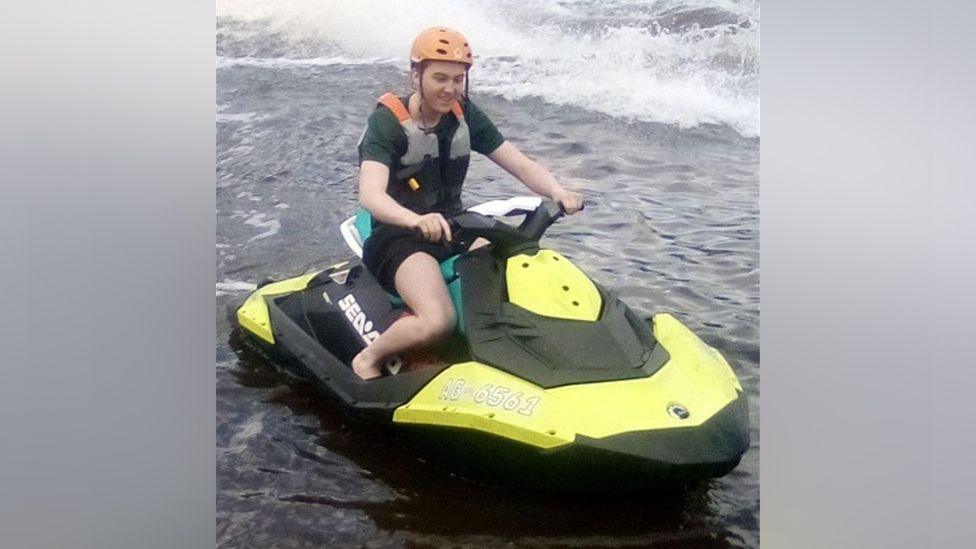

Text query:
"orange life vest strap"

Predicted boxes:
[[378, 92, 465, 124], [378, 92, 411, 123]]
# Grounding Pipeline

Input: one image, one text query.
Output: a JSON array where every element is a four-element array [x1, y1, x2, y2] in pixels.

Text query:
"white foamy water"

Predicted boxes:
[[216, 280, 258, 296], [216, 0, 759, 137]]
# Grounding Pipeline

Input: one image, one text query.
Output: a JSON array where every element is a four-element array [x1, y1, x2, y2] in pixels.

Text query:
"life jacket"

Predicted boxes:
[[369, 92, 471, 216]]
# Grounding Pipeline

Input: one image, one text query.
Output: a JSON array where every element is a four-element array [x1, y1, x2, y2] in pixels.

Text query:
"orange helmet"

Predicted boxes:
[[410, 27, 473, 67]]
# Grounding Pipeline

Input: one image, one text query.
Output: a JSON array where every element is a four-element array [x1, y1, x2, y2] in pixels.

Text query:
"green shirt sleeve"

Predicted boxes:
[[464, 100, 505, 155], [357, 106, 404, 166]]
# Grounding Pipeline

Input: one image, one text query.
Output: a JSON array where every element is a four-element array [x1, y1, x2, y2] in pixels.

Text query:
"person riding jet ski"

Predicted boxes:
[[353, 26, 583, 379]]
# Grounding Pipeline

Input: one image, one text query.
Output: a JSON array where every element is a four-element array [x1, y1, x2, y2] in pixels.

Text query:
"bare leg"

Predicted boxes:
[[351, 252, 456, 380]]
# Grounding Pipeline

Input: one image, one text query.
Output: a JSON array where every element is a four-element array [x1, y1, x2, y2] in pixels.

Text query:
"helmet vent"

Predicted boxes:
[[438, 39, 450, 44], [436, 48, 448, 55]]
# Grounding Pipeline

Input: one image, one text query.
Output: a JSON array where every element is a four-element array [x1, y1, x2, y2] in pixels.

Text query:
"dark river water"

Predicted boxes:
[[216, 5, 759, 546]]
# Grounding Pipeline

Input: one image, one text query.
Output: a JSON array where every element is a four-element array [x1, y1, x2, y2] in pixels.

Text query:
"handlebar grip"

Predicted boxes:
[[558, 200, 585, 214], [551, 199, 586, 216]]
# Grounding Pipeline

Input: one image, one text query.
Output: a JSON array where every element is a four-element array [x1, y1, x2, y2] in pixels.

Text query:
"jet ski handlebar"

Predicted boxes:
[[448, 199, 578, 254], [517, 199, 566, 240]]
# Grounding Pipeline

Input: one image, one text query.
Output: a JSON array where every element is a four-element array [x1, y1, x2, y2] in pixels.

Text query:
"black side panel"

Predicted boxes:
[[265, 298, 449, 422], [229, 260, 451, 422], [456, 250, 669, 388], [275, 262, 402, 365]]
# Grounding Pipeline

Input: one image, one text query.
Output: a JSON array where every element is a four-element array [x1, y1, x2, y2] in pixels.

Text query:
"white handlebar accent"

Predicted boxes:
[[466, 196, 542, 217], [340, 196, 543, 256]]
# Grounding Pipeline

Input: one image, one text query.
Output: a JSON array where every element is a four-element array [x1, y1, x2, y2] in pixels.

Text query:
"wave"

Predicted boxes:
[[216, 0, 759, 137]]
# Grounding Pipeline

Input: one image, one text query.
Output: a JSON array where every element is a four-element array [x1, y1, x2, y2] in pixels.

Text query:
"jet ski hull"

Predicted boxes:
[[228, 256, 749, 489], [228, 202, 749, 490]]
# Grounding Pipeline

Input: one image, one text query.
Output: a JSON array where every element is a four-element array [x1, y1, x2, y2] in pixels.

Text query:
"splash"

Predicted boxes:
[[217, 0, 759, 137]]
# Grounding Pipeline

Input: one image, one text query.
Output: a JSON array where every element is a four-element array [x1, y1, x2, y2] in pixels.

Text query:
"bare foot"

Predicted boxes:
[[351, 349, 383, 380]]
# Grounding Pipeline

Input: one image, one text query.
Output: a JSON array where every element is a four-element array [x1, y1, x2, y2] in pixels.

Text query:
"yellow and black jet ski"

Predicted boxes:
[[228, 197, 749, 491]]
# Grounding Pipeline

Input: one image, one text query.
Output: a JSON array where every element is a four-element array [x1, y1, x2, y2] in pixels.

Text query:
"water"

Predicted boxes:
[[216, 0, 759, 137], [217, 1, 759, 547]]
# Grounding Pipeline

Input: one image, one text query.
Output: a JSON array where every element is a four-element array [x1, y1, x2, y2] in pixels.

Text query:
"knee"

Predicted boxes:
[[419, 306, 456, 343]]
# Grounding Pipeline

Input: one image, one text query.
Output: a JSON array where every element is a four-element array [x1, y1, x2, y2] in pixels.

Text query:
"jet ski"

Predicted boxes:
[[228, 197, 749, 491]]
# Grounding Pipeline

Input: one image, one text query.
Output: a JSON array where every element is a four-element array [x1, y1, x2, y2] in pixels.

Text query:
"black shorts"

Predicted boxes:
[[362, 224, 464, 294]]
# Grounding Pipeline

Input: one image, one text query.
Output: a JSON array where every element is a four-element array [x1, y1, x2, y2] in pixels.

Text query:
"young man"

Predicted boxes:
[[353, 27, 583, 380]]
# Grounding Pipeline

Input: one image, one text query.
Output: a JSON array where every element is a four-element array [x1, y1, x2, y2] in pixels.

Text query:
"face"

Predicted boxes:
[[413, 60, 467, 114]]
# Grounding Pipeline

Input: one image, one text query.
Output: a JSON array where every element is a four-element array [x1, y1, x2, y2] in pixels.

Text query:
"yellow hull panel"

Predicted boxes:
[[394, 313, 743, 449]]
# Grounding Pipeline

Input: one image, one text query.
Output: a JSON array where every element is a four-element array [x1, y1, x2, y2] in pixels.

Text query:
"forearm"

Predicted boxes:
[[359, 189, 420, 228], [489, 141, 567, 200], [513, 159, 565, 199]]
